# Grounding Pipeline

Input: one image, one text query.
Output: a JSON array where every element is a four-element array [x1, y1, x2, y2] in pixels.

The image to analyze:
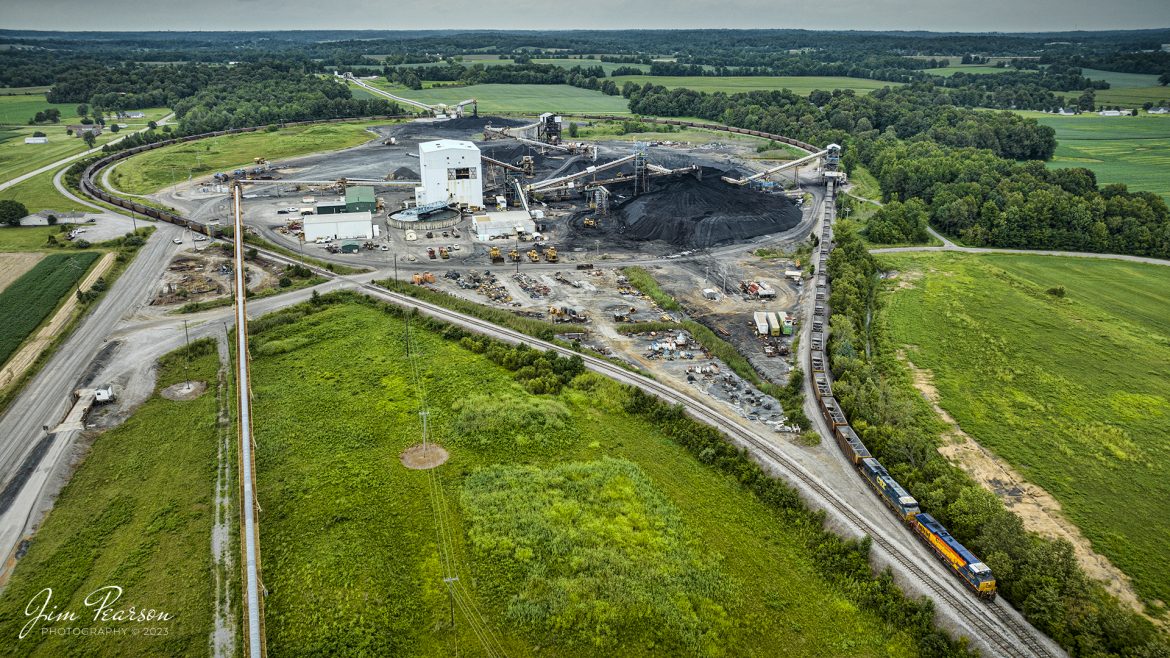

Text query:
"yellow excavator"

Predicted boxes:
[[509, 249, 521, 262], [489, 246, 503, 263], [527, 249, 541, 263], [544, 246, 558, 263]]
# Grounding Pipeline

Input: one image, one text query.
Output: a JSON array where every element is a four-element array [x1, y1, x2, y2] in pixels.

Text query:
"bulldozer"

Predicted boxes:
[[508, 248, 521, 263], [583, 217, 598, 228], [543, 246, 558, 263], [489, 246, 504, 263], [527, 249, 541, 263], [253, 157, 267, 165]]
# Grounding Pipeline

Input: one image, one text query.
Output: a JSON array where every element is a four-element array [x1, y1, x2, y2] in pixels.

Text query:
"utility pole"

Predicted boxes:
[[419, 410, 430, 455], [183, 320, 192, 389], [394, 254, 398, 283]]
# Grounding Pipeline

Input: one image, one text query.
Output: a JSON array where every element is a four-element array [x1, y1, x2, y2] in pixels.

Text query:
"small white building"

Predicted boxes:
[[1098, 109, 1133, 117], [470, 211, 535, 241], [302, 211, 373, 242], [1149, 107, 1169, 115], [419, 139, 483, 209], [24, 136, 48, 144]]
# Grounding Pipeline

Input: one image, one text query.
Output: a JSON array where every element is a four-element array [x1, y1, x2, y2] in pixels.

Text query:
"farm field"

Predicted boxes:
[[1031, 114, 1170, 204], [0, 251, 99, 365], [0, 342, 221, 655], [1094, 86, 1170, 108], [0, 93, 84, 126], [379, 81, 631, 114], [393, 57, 651, 75], [882, 252, 1170, 608], [924, 64, 1019, 76], [0, 252, 43, 292], [108, 121, 388, 195], [251, 298, 925, 656], [1080, 68, 1162, 89], [608, 75, 898, 95]]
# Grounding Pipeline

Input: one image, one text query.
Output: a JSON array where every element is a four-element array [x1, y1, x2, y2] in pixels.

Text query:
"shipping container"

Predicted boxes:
[[753, 311, 769, 336], [766, 312, 781, 337]]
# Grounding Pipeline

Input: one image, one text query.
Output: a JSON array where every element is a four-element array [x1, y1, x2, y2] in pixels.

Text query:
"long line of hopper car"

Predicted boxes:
[[809, 191, 997, 601], [78, 114, 410, 236]]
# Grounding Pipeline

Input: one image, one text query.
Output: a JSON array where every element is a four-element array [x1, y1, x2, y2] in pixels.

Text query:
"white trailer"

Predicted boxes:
[[754, 312, 769, 336], [766, 312, 781, 337]]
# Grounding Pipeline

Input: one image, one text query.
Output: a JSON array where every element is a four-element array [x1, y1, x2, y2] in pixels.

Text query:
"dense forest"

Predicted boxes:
[[45, 61, 400, 133], [824, 225, 1170, 658], [386, 62, 622, 95]]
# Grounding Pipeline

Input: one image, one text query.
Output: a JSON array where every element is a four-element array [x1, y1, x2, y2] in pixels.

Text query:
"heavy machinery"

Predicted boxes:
[[544, 246, 558, 263], [439, 247, 450, 259], [489, 246, 504, 263], [253, 157, 267, 165], [427, 247, 436, 259], [509, 249, 521, 263], [583, 217, 598, 228], [527, 249, 541, 263]]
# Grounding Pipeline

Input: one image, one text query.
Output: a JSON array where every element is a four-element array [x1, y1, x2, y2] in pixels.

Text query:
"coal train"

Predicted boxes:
[[811, 183, 998, 601], [77, 114, 409, 237]]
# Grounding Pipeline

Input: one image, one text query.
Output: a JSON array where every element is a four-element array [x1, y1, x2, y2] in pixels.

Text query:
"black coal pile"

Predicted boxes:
[[391, 116, 528, 139], [388, 166, 419, 180], [613, 168, 801, 248]]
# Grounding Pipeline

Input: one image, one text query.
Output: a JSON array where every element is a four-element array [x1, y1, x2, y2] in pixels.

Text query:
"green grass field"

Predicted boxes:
[[882, 252, 1170, 607], [378, 81, 631, 115], [109, 121, 387, 195], [0, 166, 90, 214], [1031, 114, 1170, 204], [924, 65, 1019, 76], [1081, 69, 1162, 89], [1094, 87, 1170, 108], [0, 342, 220, 655], [609, 75, 899, 96], [0, 93, 84, 126], [0, 224, 61, 252], [0, 251, 99, 368], [251, 299, 922, 656]]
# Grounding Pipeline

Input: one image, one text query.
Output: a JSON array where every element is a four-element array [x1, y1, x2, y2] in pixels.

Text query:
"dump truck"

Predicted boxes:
[[528, 249, 541, 263], [544, 246, 558, 263], [439, 247, 450, 259], [489, 246, 504, 263]]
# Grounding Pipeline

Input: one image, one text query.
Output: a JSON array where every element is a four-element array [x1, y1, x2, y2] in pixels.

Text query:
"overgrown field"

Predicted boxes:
[[882, 252, 1170, 608], [374, 81, 631, 114], [0, 340, 221, 655], [608, 75, 899, 95], [107, 121, 388, 195], [0, 251, 98, 364], [250, 297, 933, 656], [1033, 114, 1170, 204]]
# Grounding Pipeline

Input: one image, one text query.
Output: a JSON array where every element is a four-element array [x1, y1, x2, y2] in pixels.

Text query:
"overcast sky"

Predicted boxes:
[[1, 0, 1168, 32]]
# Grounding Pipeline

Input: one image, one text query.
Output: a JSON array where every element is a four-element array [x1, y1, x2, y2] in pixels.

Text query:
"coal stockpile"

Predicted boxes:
[[388, 166, 419, 180], [392, 116, 527, 139], [613, 168, 802, 248]]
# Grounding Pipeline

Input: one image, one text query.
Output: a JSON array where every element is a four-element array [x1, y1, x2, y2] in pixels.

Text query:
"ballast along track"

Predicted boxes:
[[76, 116, 1056, 658]]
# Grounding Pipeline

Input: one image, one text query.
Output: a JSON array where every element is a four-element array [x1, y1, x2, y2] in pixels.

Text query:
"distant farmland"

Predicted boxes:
[[375, 81, 632, 114], [0, 252, 99, 365], [609, 75, 898, 95], [1034, 113, 1170, 204]]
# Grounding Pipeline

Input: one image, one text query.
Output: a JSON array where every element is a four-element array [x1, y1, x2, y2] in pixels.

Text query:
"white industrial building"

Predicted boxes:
[[470, 211, 536, 241], [418, 139, 483, 209], [302, 211, 373, 242]]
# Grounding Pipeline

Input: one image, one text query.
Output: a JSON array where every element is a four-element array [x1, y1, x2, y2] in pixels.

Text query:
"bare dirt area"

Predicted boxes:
[[400, 443, 450, 469], [0, 253, 44, 293], [903, 353, 1146, 613], [161, 380, 208, 401], [150, 246, 284, 307]]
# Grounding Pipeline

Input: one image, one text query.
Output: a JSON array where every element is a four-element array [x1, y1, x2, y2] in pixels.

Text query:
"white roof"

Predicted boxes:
[[419, 139, 479, 154], [303, 210, 372, 225]]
